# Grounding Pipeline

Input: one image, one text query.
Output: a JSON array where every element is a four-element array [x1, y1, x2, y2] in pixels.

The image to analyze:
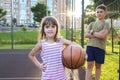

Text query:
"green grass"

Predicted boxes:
[[101, 53, 119, 80], [0, 29, 67, 49], [100, 46, 119, 80], [0, 44, 35, 49], [0, 30, 38, 44]]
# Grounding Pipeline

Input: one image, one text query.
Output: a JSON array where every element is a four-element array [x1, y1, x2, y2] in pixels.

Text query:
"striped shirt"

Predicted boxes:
[[40, 39, 68, 80]]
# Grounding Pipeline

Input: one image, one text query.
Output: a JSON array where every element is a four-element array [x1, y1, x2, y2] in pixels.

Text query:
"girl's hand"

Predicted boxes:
[[85, 54, 88, 61], [72, 42, 77, 45], [38, 63, 47, 72]]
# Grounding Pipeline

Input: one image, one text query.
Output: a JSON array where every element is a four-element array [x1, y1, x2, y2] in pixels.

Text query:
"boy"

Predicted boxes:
[[85, 4, 110, 80]]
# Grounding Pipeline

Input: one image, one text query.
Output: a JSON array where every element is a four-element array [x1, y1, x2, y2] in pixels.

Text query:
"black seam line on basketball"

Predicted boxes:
[[70, 45, 73, 69], [62, 51, 69, 67], [63, 56, 69, 67], [75, 47, 82, 68]]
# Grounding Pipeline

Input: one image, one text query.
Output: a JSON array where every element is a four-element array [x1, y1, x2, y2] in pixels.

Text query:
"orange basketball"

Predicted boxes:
[[62, 45, 86, 69]]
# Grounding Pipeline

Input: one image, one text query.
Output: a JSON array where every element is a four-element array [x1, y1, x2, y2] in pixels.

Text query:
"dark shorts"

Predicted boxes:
[[86, 46, 105, 64]]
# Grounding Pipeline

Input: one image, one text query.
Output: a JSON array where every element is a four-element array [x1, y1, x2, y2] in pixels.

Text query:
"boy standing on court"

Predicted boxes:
[[85, 4, 110, 80]]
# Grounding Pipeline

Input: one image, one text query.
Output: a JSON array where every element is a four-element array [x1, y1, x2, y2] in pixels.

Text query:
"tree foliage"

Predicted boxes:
[[84, 3, 96, 24], [0, 8, 7, 22], [84, 15, 96, 25], [12, 18, 17, 24], [93, 0, 117, 7], [93, 0, 120, 18], [31, 2, 47, 23]]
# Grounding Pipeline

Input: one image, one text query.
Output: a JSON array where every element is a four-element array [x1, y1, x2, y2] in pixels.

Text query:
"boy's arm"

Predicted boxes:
[[85, 29, 94, 38], [85, 22, 94, 39], [93, 29, 109, 39]]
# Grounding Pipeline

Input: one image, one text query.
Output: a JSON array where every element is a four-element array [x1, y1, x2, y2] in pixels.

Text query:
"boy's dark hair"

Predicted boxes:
[[96, 4, 107, 11]]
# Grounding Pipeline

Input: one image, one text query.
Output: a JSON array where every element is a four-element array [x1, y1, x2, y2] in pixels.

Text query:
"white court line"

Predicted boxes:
[[0, 77, 41, 80]]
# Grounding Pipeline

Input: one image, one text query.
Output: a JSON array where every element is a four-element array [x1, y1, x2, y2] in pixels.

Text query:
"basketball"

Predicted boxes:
[[62, 45, 86, 69]]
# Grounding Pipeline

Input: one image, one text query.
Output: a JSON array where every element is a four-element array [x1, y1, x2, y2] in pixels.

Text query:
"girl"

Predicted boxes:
[[28, 16, 77, 80]]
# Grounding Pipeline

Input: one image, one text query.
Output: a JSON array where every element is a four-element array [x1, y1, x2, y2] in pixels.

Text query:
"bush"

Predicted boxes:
[[21, 26, 27, 32]]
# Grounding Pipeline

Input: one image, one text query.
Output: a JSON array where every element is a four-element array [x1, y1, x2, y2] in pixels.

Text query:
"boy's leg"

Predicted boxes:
[[85, 61, 94, 80], [94, 48, 105, 80], [95, 63, 102, 80]]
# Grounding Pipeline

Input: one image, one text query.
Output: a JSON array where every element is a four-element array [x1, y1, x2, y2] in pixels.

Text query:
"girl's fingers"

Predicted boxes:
[[42, 63, 47, 72]]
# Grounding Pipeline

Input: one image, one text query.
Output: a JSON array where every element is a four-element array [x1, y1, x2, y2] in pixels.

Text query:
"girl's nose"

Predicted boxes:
[[48, 26, 52, 30]]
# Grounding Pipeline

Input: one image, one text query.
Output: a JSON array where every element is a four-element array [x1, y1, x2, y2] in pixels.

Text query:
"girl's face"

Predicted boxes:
[[96, 9, 106, 20], [44, 23, 57, 39]]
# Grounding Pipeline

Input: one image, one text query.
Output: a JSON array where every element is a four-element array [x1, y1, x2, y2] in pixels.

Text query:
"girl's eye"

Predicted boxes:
[[52, 26, 56, 28], [45, 26, 49, 28]]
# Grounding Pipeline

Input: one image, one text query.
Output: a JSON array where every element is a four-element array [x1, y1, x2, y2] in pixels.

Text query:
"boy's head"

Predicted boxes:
[[96, 4, 107, 20], [96, 4, 107, 11]]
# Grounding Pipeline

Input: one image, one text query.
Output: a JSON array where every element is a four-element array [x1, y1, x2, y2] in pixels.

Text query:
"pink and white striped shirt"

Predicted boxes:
[[40, 39, 68, 80]]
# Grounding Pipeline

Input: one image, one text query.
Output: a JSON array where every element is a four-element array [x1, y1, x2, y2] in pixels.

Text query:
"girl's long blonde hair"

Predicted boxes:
[[38, 16, 61, 42]]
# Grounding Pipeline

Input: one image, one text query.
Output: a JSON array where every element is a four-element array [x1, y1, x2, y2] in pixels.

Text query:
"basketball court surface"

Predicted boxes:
[[0, 49, 85, 80]]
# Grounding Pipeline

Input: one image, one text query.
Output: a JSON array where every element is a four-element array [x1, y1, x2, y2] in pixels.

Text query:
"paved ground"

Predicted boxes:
[[0, 49, 85, 80], [0, 49, 42, 80]]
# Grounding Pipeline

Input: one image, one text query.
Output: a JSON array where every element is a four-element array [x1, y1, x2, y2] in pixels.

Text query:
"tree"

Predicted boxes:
[[93, 0, 116, 7], [84, 16, 96, 25], [93, 0, 120, 18], [84, 3, 96, 24], [0, 8, 7, 22], [31, 2, 47, 23], [12, 18, 17, 26]]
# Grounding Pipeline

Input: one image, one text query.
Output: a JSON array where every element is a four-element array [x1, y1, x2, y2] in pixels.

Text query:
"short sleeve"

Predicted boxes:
[[87, 22, 94, 30], [103, 22, 110, 31]]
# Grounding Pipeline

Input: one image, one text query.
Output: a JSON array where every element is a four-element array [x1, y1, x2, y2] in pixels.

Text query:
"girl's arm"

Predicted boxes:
[[61, 38, 77, 46], [28, 42, 43, 70]]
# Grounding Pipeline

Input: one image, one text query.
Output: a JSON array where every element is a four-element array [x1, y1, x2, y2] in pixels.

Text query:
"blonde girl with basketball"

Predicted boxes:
[[85, 4, 110, 80], [28, 16, 79, 80]]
